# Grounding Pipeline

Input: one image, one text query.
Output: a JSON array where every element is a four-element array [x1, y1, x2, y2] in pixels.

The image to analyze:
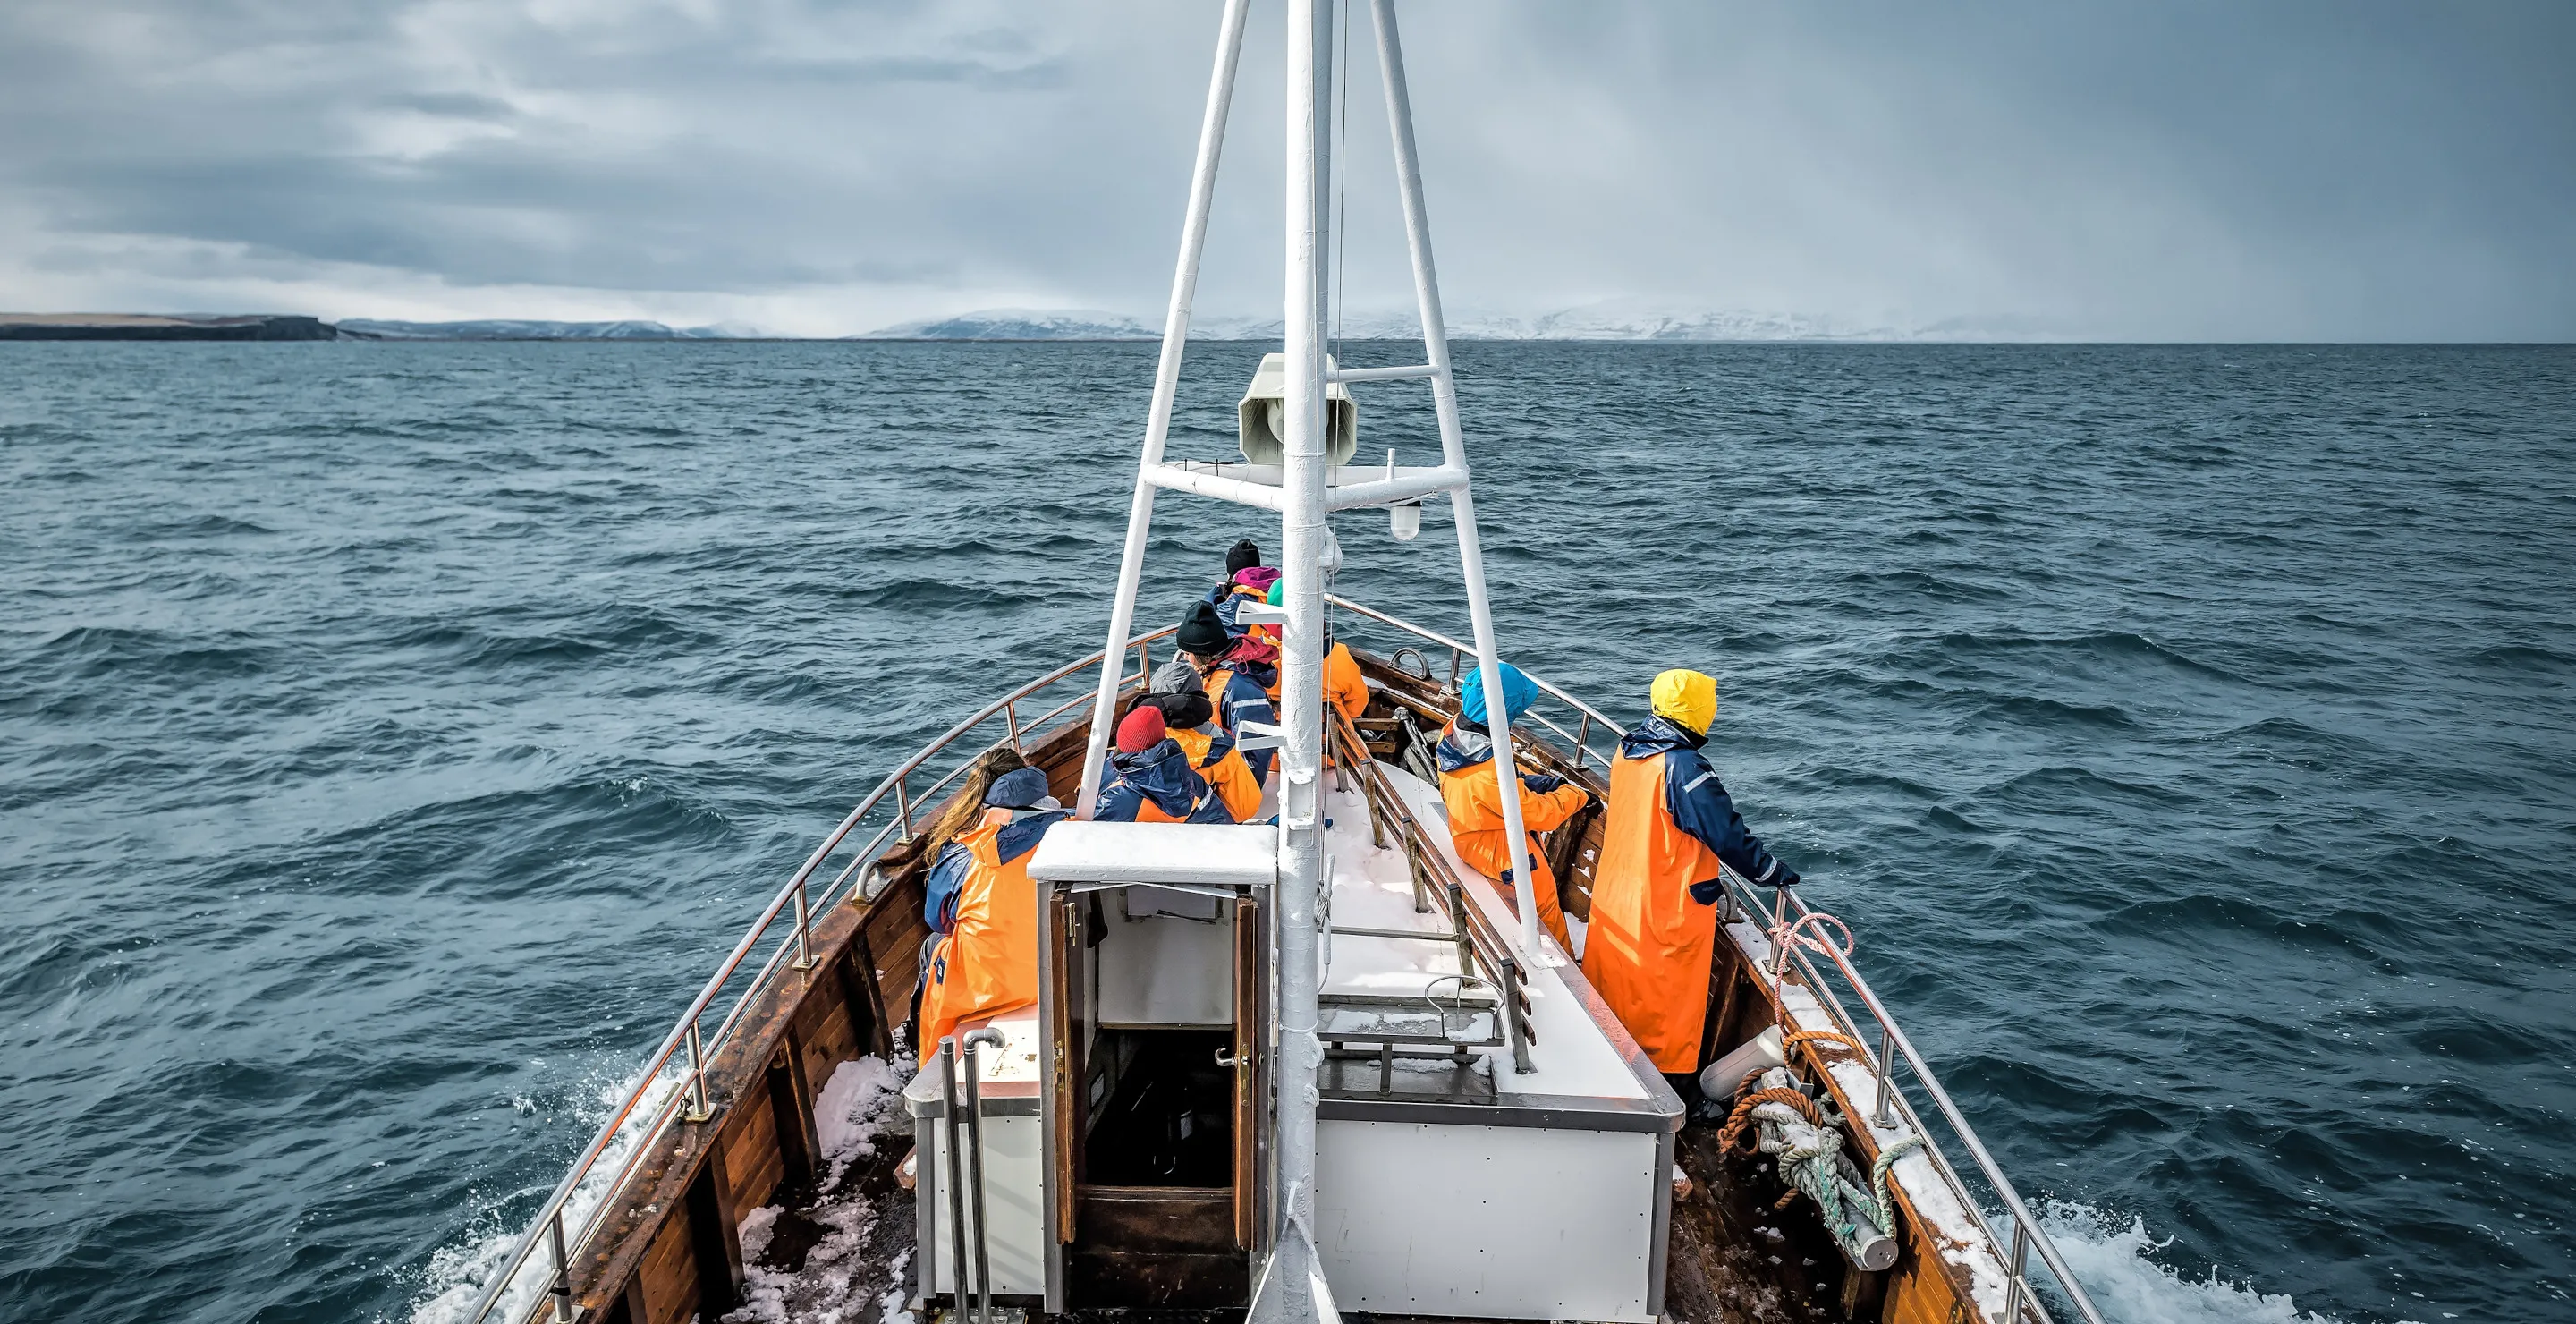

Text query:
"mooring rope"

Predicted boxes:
[[1782, 1028, 1868, 1057], [1717, 1086, 1819, 1153], [1867, 1133, 1926, 1233]]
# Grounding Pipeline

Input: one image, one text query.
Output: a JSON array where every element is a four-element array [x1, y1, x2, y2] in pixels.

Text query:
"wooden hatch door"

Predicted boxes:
[[1233, 890, 1270, 1253]]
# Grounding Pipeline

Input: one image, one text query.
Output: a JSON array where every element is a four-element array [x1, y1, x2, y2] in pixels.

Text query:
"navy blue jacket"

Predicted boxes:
[[923, 810, 1067, 934], [1095, 739, 1236, 824], [1618, 715, 1797, 899], [1214, 661, 1277, 785]]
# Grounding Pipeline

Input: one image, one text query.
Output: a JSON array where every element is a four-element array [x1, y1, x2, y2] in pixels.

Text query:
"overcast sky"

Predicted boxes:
[[2, 0, 2569, 339]]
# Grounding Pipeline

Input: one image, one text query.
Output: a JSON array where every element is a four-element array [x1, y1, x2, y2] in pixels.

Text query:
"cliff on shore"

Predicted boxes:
[[0, 313, 339, 341]]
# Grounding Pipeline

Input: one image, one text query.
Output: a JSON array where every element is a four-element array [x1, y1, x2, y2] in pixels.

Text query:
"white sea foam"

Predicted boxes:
[[400, 1059, 685, 1324], [2036, 1201, 2405, 1324]]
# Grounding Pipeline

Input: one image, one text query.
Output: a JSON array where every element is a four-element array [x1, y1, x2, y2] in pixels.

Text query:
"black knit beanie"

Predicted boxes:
[[1224, 539, 1263, 576], [1177, 600, 1232, 658]]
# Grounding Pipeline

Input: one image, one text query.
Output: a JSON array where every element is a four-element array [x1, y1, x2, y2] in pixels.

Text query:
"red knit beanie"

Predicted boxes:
[[1115, 705, 1166, 753]]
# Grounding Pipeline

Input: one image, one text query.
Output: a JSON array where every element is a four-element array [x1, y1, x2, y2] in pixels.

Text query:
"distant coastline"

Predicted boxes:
[[4, 302, 2093, 344], [0, 313, 337, 341]]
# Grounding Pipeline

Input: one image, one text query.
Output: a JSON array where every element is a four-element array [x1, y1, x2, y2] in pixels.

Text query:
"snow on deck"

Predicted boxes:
[[1326, 768, 1652, 1103], [722, 1055, 920, 1324]]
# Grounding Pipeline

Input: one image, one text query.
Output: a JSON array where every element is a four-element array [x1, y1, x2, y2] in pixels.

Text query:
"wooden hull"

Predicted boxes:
[[549, 651, 2007, 1324]]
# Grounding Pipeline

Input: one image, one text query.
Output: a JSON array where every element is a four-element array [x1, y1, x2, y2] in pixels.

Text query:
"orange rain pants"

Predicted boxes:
[[1439, 755, 1588, 953], [1580, 750, 1728, 1074], [917, 809, 1045, 1066]]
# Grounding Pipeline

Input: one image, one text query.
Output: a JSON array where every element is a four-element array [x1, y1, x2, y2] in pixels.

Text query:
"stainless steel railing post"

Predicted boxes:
[[1771, 886, 1793, 977], [790, 877, 816, 972], [682, 1022, 713, 1123], [1872, 1023, 1897, 1126], [895, 773, 914, 843], [939, 1039, 971, 1316], [1004, 698, 1022, 753], [962, 1026, 1005, 1324], [547, 1209, 572, 1323], [2004, 1219, 2030, 1322]]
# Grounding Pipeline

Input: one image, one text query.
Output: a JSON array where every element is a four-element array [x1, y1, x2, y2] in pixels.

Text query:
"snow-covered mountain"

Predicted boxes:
[[852, 309, 1157, 340], [855, 300, 1953, 342], [338, 318, 758, 340]]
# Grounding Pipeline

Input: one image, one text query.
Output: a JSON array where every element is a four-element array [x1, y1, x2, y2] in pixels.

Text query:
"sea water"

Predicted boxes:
[[1, 341, 2569, 1323]]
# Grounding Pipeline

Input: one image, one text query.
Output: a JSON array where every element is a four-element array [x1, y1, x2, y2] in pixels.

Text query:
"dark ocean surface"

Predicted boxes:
[[2, 341, 2571, 1324]]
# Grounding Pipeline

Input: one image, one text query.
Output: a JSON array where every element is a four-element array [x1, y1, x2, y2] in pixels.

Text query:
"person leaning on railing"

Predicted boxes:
[[1434, 662, 1589, 953], [1581, 668, 1800, 1111]]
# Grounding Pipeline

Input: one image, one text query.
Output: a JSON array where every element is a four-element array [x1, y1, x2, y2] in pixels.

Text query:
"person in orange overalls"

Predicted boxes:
[[917, 767, 1065, 1065], [1136, 691, 1262, 822], [1320, 631, 1368, 727], [1436, 662, 1589, 952], [1581, 669, 1800, 1102]]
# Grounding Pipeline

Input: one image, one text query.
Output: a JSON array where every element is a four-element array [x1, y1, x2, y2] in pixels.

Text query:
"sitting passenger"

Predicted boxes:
[[1206, 538, 1263, 605], [1262, 580, 1369, 726], [917, 767, 1065, 1065], [1216, 565, 1284, 641], [1164, 600, 1277, 785], [1136, 691, 1262, 822], [1095, 706, 1236, 824], [1436, 662, 1590, 953]]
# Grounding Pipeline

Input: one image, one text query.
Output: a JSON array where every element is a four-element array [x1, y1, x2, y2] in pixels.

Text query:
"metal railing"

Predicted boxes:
[[460, 626, 1175, 1324], [1323, 597, 2110, 1324], [1326, 705, 1535, 1073]]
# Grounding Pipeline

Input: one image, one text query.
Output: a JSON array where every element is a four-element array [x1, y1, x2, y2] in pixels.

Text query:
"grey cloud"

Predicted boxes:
[[0, 0, 2569, 337]]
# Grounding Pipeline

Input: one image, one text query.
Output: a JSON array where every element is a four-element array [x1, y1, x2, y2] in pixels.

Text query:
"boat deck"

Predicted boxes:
[[1319, 766, 1666, 1112]]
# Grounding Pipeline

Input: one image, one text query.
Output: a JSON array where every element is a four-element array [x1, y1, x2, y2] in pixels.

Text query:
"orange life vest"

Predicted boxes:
[[1580, 750, 1727, 1074], [1171, 726, 1262, 823], [1438, 738, 1587, 953], [917, 809, 1046, 1065]]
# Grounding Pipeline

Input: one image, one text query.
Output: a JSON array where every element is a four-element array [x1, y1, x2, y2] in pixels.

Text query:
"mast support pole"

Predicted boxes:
[[1372, 0, 1546, 966], [1261, 1, 1335, 1320], [1074, 0, 1252, 820]]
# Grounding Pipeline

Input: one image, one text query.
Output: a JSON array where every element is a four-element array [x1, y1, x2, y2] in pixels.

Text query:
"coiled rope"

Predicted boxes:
[[1782, 1028, 1868, 1057], [1720, 1069, 1927, 1236]]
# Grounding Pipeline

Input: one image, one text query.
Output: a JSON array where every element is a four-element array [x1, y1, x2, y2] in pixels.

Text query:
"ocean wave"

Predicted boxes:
[[2038, 1202, 2360, 1323]]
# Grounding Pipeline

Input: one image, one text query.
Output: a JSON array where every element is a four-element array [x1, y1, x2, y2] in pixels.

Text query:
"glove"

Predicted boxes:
[[1775, 869, 1801, 889], [1687, 878, 1724, 906], [1519, 772, 1566, 794]]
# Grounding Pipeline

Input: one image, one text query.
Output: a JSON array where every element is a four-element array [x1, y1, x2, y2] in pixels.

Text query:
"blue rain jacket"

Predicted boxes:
[[1616, 715, 1796, 898], [1095, 738, 1237, 824]]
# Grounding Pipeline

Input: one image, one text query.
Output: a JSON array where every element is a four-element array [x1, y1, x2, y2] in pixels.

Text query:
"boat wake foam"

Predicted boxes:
[[2036, 1201, 2390, 1324]]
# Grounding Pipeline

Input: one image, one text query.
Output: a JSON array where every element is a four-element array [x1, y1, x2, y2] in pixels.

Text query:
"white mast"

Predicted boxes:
[[1263, 1, 1334, 1321], [1069, 4, 1543, 1318], [1073, 0, 1252, 822], [1369, 0, 1543, 963]]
